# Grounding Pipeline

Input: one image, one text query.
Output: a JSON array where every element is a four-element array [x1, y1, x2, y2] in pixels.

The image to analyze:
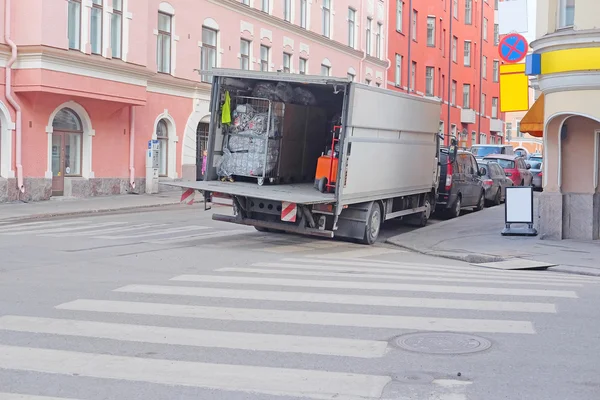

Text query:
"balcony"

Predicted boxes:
[[490, 118, 504, 133], [461, 108, 476, 124]]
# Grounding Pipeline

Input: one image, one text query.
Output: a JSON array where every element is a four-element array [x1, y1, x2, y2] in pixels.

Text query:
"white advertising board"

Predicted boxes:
[[505, 186, 533, 223], [498, 0, 529, 35]]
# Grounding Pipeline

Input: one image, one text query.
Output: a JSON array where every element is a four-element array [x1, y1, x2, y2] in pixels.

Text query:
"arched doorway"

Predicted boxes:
[[196, 119, 210, 181], [51, 108, 83, 196]]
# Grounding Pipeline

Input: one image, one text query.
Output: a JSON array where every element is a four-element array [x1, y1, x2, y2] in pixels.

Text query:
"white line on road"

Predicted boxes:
[[0, 219, 93, 231], [319, 247, 406, 259], [170, 275, 579, 298], [145, 229, 252, 244], [94, 226, 210, 239], [0, 394, 81, 400], [0, 316, 387, 358], [115, 284, 557, 313], [0, 222, 127, 236], [56, 299, 536, 334], [223, 266, 582, 287], [0, 344, 391, 400], [43, 223, 167, 237]]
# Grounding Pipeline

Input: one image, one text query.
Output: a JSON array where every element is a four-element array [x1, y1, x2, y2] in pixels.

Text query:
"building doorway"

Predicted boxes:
[[196, 121, 209, 181], [51, 108, 83, 196]]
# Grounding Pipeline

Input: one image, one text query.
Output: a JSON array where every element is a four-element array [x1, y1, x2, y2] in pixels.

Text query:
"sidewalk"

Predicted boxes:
[[386, 199, 600, 277], [0, 190, 189, 224]]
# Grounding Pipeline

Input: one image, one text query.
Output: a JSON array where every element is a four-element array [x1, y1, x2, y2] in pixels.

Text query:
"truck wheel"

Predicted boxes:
[[418, 197, 432, 227], [361, 202, 381, 245]]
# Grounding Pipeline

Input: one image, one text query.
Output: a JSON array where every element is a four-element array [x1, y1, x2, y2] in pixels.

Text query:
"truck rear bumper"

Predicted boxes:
[[212, 214, 335, 238]]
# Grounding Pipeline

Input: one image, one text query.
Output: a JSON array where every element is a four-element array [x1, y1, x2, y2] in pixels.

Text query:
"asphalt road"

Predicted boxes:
[[0, 205, 599, 400]]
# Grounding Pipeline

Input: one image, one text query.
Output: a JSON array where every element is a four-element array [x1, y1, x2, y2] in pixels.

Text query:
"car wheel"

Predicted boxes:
[[361, 202, 382, 245], [475, 190, 485, 211], [494, 188, 502, 206], [447, 195, 461, 219]]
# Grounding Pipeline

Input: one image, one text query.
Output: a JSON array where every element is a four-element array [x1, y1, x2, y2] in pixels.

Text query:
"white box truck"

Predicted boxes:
[[167, 69, 442, 244]]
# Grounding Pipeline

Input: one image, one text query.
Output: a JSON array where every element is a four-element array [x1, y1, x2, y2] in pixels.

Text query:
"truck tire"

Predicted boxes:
[[361, 202, 382, 245], [417, 196, 432, 227]]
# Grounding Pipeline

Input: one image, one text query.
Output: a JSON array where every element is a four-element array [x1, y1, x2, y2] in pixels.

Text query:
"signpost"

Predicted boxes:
[[498, 33, 529, 64], [501, 186, 537, 236]]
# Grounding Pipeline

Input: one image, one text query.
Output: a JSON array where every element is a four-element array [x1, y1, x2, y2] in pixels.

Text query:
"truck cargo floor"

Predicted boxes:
[[163, 181, 336, 205]]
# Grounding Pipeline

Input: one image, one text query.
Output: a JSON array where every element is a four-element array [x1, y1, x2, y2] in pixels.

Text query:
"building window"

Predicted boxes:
[[506, 122, 512, 140], [493, 60, 499, 82], [517, 120, 523, 137], [471, 131, 476, 145], [451, 80, 457, 105], [260, 45, 270, 71], [156, 119, 169, 177], [452, 36, 457, 62], [494, 24, 499, 45], [241, 0, 249, 4], [463, 84, 470, 108], [411, 10, 417, 41], [348, 8, 356, 48], [157, 12, 172, 73], [68, 0, 82, 50], [483, 18, 488, 41], [425, 66, 434, 96], [465, 0, 472, 24], [262, 0, 269, 13], [53, 108, 83, 177], [300, 0, 307, 28], [201, 27, 218, 82], [283, 52, 291, 73], [482, 56, 487, 79], [284, 0, 291, 21], [90, 0, 103, 55], [411, 61, 416, 92], [299, 58, 307, 74], [240, 39, 250, 70], [366, 18, 372, 55], [558, 0, 575, 28], [395, 54, 402, 86], [495, 0, 499, 10], [396, 0, 404, 32], [464, 41, 471, 67], [376, 23, 382, 58], [481, 93, 486, 115], [451, 124, 457, 140], [427, 16, 435, 47], [492, 97, 498, 118], [480, 133, 487, 144], [321, 64, 330, 76], [453, 0, 458, 18], [111, 0, 123, 58], [322, 0, 331, 37]]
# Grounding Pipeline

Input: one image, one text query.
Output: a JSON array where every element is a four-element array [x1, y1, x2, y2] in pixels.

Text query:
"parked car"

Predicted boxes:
[[436, 149, 485, 218], [527, 160, 543, 190], [483, 154, 533, 186], [528, 153, 543, 163], [470, 144, 515, 160], [478, 160, 514, 206]]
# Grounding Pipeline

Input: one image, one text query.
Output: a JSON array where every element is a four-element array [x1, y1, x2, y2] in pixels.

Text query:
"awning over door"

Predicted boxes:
[[520, 93, 545, 137]]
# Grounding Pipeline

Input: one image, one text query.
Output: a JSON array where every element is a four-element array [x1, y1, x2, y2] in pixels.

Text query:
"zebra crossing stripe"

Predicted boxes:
[[0, 222, 127, 236], [0, 394, 81, 400], [0, 345, 392, 399], [56, 299, 536, 334]]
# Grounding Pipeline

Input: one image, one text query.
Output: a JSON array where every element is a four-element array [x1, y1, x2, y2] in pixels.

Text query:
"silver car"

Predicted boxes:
[[527, 160, 543, 190], [478, 160, 514, 206]]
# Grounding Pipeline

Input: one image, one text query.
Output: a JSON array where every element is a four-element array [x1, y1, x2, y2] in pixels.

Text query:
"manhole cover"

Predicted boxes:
[[394, 332, 492, 355]]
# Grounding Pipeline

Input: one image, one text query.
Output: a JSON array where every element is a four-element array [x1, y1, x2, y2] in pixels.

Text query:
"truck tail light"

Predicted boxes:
[[445, 162, 453, 191]]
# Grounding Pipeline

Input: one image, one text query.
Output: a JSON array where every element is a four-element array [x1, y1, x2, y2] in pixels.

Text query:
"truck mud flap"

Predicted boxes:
[[212, 214, 335, 238]]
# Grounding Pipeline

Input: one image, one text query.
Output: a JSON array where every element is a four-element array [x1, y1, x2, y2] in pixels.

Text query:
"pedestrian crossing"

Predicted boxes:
[[0, 256, 596, 399]]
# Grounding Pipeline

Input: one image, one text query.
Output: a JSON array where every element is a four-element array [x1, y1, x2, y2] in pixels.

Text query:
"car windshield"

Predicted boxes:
[[529, 157, 543, 163], [528, 161, 542, 169], [470, 146, 503, 157], [491, 159, 515, 169]]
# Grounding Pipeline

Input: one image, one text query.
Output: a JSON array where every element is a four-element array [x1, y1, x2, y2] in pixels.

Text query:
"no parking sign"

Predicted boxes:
[[499, 33, 528, 64]]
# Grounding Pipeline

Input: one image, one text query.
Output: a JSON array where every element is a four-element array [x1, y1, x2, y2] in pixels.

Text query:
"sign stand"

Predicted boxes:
[[501, 186, 538, 236]]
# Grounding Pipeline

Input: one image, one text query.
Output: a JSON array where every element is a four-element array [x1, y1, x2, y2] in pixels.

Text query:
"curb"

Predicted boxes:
[[386, 238, 506, 264]]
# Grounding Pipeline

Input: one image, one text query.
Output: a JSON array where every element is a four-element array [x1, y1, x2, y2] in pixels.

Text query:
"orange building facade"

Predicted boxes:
[[387, 0, 504, 148]]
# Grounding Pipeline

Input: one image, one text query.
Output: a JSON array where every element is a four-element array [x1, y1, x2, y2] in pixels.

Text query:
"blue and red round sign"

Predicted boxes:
[[498, 33, 528, 64]]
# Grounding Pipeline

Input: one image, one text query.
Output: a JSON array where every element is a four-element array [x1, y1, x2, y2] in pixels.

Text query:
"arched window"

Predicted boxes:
[[53, 108, 83, 131], [156, 119, 169, 176], [52, 108, 83, 177]]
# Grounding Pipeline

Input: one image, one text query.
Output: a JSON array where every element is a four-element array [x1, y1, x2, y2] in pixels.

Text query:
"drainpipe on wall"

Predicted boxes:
[[407, 0, 413, 92], [384, 0, 392, 80], [5, 0, 23, 193], [358, 0, 367, 82], [129, 106, 136, 190], [477, 0, 484, 145]]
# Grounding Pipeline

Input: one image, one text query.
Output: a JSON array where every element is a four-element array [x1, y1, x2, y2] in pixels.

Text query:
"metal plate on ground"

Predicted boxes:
[[473, 259, 557, 270], [393, 332, 492, 355]]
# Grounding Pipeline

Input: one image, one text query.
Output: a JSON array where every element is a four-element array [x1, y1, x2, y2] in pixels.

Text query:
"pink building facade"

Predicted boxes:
[[0, 0, 389, 202]]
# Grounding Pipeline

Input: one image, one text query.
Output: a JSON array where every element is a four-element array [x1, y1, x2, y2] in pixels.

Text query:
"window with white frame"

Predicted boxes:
[[482, 56, 487, 79], [451, 124, 457, 139], [348, 8, 356, 48], [283, 52, 291, 73], [299, 57, 307, 74], [427, 16, 435, 46], [465, 0, 472, 24], [494, 0, 498, 10], [481, 93, 486, 115], [157, 12, 172, 73], [262, 0, 269, 13], [240, 39, 250, 70], [376, 23, 382, 58], [472, 131, 476, 145], [284, 0, 291, 21], [480, 133, 487, 144], [366, 18, 372, 55], [111, 0, 123, 58], [322, 0, 331, 37], [68, 0, 81, 50], [90, 0, 103, 54], [493, 60, 499, 82], [260, 45, 270, 71], [453, 0, 458, 18], [492, 97, 498, 118], [396, 0, 403, 32], [452, 36, 457, 62], [558, 0, 575, 28], [494, 24, 499, 45], [395, 54, 402, 86], [425, 66, 434, 96], [451, 80, 457, 105], [483, 18, 488, 41], [411, 61, 416, 91], [300, 0, 307, 28], [156, 119, 169, 176], [506, 122, 512, 140], [321, 64, 330, 76], [463, 84, 470, 108], [201, 27, 217, 82], [464, 41, 471, 66], [411, 9, 417, 41]]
